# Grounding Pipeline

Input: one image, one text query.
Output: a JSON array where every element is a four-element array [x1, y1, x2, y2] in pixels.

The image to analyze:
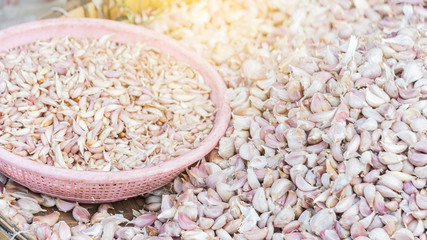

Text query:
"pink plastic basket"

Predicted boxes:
[[0, 18, 231, 203]]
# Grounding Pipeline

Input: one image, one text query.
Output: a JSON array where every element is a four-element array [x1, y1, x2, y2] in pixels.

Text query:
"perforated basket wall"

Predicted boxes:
[[0, 160, 183, 202]]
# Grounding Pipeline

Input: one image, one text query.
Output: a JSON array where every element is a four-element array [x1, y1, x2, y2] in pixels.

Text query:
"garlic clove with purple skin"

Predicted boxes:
[[16, 198, 45, 214], [414, 141, 427, 153], [252, 187, 268, 213], [295, 175, 318, 192], [131, 212, 156, 228], [320, 229, 340, 240], [198, 217, 214, 230], [177, 212, 197, 231], [72, 203, 91, 223], [54, 221, 71, 240], [368, 228, 390, 240], [373, 192, 387, 215], [309, 208, 336, 235], [243, 227, 268, 240], [80, 223, 102, 237], [273, 205, 295, 228], [415, 193, 427, 210], [408, 150, 427, 167], [33, 211, 60, 226], [33, 222, 53, 240], [160, 221, 181, 237], [114, 227, 139, 240], [394, 228, 414, 240], [378, 173, 403, 192], [270, 178, 293, 202], [403, 61, 423, 84], [203, 205, 224, 219], [101, 219, 117, 240], [55, 198, 75, 213], [41, 195, 56, 208], [334, 194, 355, 213], [181, 230, 209, 240]]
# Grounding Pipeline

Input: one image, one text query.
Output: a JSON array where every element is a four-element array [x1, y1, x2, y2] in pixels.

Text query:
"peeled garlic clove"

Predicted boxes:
[[72, 203, 90, 223], [34, 211, 60, 226]]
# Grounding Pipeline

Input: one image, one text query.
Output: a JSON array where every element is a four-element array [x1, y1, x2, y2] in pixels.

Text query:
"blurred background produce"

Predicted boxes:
[[0, 0, 66, 29], [0, 0, 200, 28]]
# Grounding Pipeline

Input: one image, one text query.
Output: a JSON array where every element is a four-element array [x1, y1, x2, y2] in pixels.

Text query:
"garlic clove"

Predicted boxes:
[[55, 198, 75, 213], [177, 212, 197, 231], [72, 203, 91, 223], [33, 211, 60, 226]]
